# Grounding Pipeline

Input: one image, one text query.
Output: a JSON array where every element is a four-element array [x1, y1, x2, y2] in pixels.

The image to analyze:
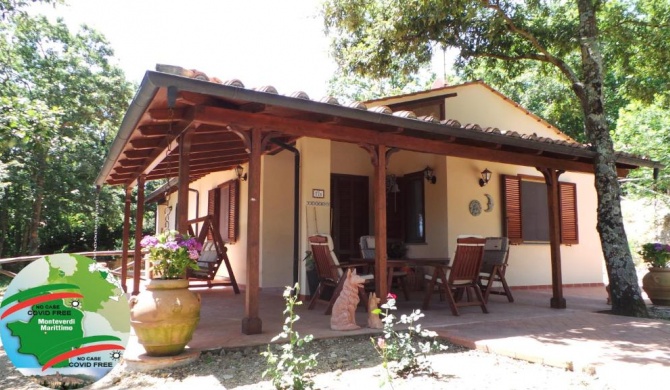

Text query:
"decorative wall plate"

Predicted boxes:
[[484, 193, 494, 212], [469, 199, 482, 216]]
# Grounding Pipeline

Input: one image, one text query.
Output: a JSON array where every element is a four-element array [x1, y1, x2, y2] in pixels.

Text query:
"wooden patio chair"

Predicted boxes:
[[359, 235, 410, 300], [478, 237, 514, 303], [308, 234, 372, 315], [423, 236, 489, 316]]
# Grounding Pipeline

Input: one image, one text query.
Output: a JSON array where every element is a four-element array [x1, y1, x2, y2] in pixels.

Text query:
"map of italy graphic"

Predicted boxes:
[[0, 254, 130, 385]]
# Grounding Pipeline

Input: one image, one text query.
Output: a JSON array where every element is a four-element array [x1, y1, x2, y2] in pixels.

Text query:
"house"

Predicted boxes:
[[95, 65, 660, 335]]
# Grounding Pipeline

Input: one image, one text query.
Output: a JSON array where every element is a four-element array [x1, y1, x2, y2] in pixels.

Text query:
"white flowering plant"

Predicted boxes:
[[371, 293, 447, 386], [140, 230, 202, 279]]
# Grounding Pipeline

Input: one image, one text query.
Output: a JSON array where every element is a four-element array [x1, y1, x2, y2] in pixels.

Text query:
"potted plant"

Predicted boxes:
[[129, 230, 203, 356], [639, 242, 670, 306]]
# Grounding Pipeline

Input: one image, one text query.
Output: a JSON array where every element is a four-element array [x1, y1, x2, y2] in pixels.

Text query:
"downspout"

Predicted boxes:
[[189, 188, 199, 236], [270, 140, 300, 286]]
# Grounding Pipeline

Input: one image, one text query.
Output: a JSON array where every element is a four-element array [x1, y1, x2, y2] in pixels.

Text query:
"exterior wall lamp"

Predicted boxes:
[[479, 168, 492, 187], [424, 166, 437, 184], [235, 165, 247, 181]]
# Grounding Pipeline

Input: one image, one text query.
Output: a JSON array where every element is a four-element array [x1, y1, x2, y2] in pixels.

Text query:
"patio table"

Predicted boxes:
[[352, 258, 450, 301]]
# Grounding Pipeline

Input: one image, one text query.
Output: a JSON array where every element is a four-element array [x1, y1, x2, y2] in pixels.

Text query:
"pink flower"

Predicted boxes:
[[387, 293, 397, 300], [140, 235, 158, 248], [377, 338, 386, 349]]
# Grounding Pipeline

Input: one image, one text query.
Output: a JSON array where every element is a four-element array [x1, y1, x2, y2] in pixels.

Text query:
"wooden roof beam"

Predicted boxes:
[[161, 151, 249, 163], [193, 105, 599, 174], [128, 114, 196, 187], [148, 107, 189, 121]]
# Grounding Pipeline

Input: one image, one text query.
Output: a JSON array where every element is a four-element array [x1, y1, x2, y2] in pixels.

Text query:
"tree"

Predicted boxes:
[[327, 64, 437, 102], [613, 93, 670, 198], [0, 10, 134, 256], [322, 0, 670, 317]]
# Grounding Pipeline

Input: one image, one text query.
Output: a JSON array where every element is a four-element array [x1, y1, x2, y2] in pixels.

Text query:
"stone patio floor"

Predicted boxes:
[[125, 284, 670, 388]]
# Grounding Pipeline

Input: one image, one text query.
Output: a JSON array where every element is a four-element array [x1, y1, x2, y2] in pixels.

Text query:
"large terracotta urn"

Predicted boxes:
[[642, 267, 670, 306], [129, 279, 201, 356]]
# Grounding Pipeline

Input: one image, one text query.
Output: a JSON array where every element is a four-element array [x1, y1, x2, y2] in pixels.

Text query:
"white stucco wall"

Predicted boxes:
[[445, 157, 603, 286], [297, 137, 332, 295], [260, 149, 295, 288]]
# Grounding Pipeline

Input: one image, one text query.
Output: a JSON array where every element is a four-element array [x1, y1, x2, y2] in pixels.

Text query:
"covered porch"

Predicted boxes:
[[125, 285, 612, 353], [95, 65, 660, 335]]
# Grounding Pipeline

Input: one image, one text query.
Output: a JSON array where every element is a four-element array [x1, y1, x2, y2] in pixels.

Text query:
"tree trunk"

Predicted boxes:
[[27, 155, 46, 255], [576, 0, 648, 317], [0, 196, 8, 257]]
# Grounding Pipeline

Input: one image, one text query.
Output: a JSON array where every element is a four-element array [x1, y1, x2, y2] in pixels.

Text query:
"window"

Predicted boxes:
[[502, 175, 578, 245], [388, 96, 446, 120], [207, 179, 239, 243], [386, 171, 426, 244]]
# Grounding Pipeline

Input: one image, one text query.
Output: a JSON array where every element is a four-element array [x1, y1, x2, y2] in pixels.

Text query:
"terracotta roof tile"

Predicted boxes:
[[290, 91, 310, 100], [392, 110, 416, 119], [319, 96, 340, 105], [347, 101, 368, 110], [223, 79, 244, 88], [255, 85, 278, 94], [158, 65, 656, 166], [370, 106, 392, 114]]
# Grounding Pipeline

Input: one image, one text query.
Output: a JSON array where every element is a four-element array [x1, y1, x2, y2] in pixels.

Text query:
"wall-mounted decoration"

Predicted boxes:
[[306, 201, 330, 207], [484, 193, 494, 212], [469, 199, 482, 216], [312, 189, 325, 198]]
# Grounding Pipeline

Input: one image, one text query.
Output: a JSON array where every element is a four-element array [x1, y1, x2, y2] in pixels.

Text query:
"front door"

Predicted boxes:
[[331, 174, 369, 262]]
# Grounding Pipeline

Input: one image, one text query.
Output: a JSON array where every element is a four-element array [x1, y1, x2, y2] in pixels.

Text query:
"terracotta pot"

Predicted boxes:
[[642, 267, 670, 306], [129, 279, 201, 356]]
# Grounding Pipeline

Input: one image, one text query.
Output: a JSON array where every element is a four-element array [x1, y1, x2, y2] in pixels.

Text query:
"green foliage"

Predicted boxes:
[[327, 66, 437, 102], [613, 94, 670, 198], [262, 283, 318, 390], [0, 8, 135, 256], [371, 294, 446, 386]]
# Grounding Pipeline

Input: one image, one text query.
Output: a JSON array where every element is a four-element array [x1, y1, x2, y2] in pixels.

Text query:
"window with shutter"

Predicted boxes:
[[502, 175, 523, 244], [559, 182, 578, 244], [502, 174, 578, 245], [207, 188, 219, 241], [211, 179, 239, 244]]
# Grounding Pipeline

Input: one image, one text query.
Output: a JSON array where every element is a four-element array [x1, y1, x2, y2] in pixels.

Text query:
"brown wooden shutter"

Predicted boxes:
[[502, 175, 523, 244], [212, 180, 239, 244], [207, 188, 219, 240], [559, 181, 578, 245], [227, 179, 239, 243]]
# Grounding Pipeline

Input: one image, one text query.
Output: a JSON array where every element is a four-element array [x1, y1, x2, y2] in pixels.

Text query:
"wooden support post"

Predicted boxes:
[[373, 145, 388, 300], [242, 127, 262, 335], [177, 131, 194, 234], [538, 167, 567, 309], [133, 175, 146, 296], [121, 187, 132, 293]]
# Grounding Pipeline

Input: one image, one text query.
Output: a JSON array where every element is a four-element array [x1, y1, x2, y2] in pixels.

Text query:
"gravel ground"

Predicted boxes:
[[1, 334, 611, 390]]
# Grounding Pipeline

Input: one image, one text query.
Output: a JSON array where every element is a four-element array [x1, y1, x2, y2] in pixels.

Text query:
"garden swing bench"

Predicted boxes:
[[186, 215, 240, 292]]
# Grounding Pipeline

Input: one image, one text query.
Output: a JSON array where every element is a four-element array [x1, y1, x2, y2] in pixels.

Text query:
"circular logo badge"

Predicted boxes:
[[0, 254, 130, 388]]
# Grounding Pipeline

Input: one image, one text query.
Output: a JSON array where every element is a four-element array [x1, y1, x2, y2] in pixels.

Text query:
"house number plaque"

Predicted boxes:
[[312, 189, 325, 198]]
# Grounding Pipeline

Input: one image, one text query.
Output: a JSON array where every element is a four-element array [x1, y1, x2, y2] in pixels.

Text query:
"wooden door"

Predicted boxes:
[[331, 174, 369, 262]]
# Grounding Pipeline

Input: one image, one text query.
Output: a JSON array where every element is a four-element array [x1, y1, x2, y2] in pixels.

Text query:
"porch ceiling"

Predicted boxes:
[[95, 66, 661, 188]]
